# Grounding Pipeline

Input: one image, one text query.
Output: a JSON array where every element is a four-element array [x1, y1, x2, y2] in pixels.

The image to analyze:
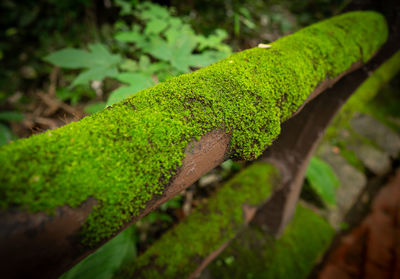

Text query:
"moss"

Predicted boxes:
[[327, 50, 400, 138], [0, 11, 387, 246], [209, 204, 335, 279], [115, 162, 279, 279]]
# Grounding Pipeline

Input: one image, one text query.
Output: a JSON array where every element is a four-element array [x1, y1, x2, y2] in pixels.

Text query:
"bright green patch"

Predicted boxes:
[[60, 226, 137, 279], [209, 204, 335, 279], [115, 162, 279, 279], [0, 11, 388, 246], [306, 156, 339, 205]]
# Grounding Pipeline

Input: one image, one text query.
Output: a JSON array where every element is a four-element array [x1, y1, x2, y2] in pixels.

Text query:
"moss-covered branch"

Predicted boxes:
[[0, 11, 388, 246], [329, 49, 400, 130], [208, 204, 335, 279], [115, 162, 279, 279]]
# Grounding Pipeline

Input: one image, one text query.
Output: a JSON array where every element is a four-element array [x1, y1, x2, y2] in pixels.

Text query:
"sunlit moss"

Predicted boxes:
[[0, 11, 388, 246]]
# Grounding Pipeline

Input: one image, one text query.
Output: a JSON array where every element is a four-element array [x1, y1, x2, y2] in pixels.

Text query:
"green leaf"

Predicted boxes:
[[115, 73, 153, 86], [107, 86, 137, 106], [144, 18, 168, 35], [114, 31, 147, 49], [306, 156, 339, 205], [71, 66, 118, 87], [56, 88, 86, 105], [197, 29, 228, 51], [120, 59, 138, 72], [169, 29, 198, 72], [0, 123, 14, 146], [145, 37, 172, 61], [187, 50, 229, 68], [85, 102, 106, 114], [114, 0, 137, 16], [145, 61, 170, 76], [44, 43, 122, 70], [44, 48, 94, 69], [139, 2, 170, 21], [138, 55, 151, 70], [60, 226, 136, 279], [0, 111, 24, 122], [107, 73, 154, 106]]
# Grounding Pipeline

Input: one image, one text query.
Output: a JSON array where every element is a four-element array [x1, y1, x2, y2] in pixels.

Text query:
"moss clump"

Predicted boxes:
[[209, 204, 335, 279], [0, 11, 387, 246], [115, 162, 279, 279]]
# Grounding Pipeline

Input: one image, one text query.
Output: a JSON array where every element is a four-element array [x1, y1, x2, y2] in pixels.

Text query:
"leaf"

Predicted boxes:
[[44, 48, 94, 69], [114, 31, 147, 49], [187, 50, 228, 68], [197, 29, 228, 51], [107, 86, 137, 106], [0, 123, 14, 146], [56, 88, 84, 105], [45, 43, 122, 88], [85, 102, 106, 114], [139, 2, 170, 21], [138, 55, 151, 71], [145, 61, 170, 76], [114, 0, 136, 16], [306, 156, 339, 205], [115, 73, 153, 86], [59, 226, 137, 279], [145, 36, 172, 61], [44, 43, 122, 70], [120, 59, 138, 72], [144, 18, 168, 35], [71, 66, 118, 87], [169, 29, 198, 72], [87, 44, 122, 67], [107, 73, 154, 106], [0, 111, 24, 122]]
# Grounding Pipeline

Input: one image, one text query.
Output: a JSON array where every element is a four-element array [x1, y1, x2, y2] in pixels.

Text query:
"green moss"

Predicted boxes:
[[115, 162, 279, 279], [209, 204, 335, 279], [0, 11, 387, 246], [327, 50, 400, 138]]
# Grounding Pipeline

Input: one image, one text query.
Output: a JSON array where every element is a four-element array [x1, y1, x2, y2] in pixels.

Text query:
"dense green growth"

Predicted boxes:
[[115, 162, 279, 279], [0, 11, 388, 246], [209, 204, 335, 279]]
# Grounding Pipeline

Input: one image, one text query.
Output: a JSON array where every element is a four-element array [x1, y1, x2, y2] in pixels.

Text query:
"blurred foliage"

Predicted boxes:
[[172, 0, 348, 49], [45, 1, 232, 107], [0, 111, 24, 145], [0, 0, 94, 96], [60, 226, 137, 279], [305, 156, 339, 206]]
